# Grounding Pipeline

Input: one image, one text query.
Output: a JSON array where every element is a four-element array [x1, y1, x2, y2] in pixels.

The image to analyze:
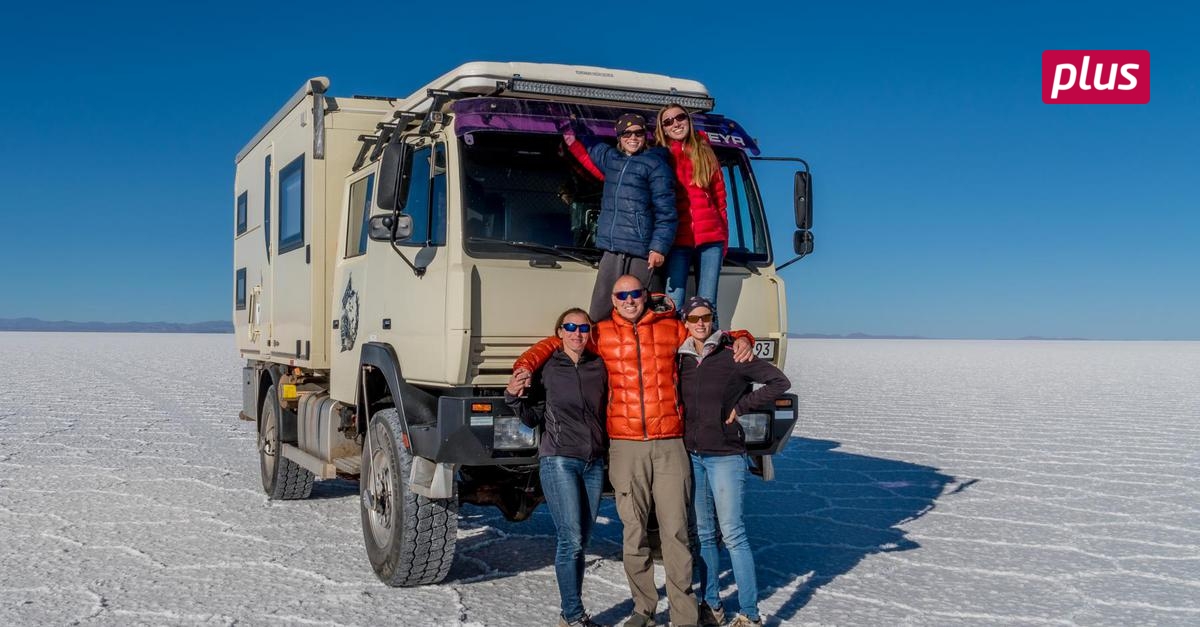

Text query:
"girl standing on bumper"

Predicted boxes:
[[677, 297, 791, 627], [505, 308, 608, 627], [654, 104, 729, 326]]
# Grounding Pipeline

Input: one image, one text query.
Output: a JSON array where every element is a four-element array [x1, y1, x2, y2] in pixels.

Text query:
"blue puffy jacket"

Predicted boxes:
[[573, 139, 677, 258]]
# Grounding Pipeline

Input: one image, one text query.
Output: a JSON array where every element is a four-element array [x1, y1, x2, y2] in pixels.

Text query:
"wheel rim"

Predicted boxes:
[[365, 422, 395, 547], [259, 403, 277, 481]]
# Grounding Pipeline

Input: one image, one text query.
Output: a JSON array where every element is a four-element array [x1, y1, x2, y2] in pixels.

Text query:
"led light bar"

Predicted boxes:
[[506, 78, 715, 112]]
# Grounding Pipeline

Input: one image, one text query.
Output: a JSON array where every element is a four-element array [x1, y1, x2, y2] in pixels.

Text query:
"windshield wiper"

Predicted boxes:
[[466, 237, 600, 267]]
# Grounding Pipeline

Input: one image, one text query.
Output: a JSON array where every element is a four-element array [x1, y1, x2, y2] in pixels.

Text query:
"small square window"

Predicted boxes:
[[235, 268, 247, 310], [236, 191, 248, 235]]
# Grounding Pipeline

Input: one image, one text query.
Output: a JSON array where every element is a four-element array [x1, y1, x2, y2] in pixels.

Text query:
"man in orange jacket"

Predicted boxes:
[[513, 274, 752, 627]]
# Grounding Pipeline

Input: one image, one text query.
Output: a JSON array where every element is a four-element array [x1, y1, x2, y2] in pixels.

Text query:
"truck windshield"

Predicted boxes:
[[459, 132, 771, 266]]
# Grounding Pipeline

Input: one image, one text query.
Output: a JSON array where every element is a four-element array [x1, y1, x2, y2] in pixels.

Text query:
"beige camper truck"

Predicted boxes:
[[232, 62, 814, 586]]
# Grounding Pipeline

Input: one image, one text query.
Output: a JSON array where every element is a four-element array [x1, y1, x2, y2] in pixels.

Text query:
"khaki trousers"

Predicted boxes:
[[609, 438, 697, 626]]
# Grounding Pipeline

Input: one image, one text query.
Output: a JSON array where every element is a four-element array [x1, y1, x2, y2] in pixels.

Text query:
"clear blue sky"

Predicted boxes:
[[1, 1, 1196, 339]]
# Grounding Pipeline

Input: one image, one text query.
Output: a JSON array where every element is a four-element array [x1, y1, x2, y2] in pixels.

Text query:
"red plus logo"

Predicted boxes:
[[1042, 50, 1150, 104]]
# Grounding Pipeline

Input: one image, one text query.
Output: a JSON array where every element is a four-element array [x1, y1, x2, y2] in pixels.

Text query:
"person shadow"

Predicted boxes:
[[449, 438, 972, 626], [744, 437, 971, 625]]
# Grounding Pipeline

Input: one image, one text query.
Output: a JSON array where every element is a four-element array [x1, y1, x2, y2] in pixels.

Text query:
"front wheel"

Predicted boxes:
[[360, 408, 457, 586]]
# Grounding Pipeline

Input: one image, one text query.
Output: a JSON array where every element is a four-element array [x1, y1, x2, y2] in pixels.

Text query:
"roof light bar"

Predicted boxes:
[[505, 78, 714, 111]]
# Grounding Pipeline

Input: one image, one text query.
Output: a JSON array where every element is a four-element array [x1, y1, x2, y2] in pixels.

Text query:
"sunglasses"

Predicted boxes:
[[613, 289, 644, 301], [561, 323, 591, 333], [618, 129, 647, 138], [661, 112, 689, 127], [685, 313, 713, 323]]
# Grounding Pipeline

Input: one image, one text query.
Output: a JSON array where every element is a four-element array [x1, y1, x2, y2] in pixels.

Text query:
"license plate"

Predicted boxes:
[[753, 339, 776, 360]]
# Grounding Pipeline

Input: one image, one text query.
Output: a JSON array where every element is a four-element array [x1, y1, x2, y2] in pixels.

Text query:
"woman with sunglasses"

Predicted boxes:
[[505, 308, 608, 627], [676, 296, 790, 627], [654, 104, 729, 327], [562, 113, 677, 321]]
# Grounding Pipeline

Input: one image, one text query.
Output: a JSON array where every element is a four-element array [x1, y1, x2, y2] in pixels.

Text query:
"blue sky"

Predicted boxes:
[[0, 1, 1195, 339]]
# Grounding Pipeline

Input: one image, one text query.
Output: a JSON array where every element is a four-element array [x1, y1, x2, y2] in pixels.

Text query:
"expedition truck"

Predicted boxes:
[[232, 61, 814, 586]]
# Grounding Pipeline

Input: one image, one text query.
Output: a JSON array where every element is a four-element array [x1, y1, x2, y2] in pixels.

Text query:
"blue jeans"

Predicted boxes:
[[540, 456, 605, 622], [690, 453, 759, 621], [665, 242, 724, 326]]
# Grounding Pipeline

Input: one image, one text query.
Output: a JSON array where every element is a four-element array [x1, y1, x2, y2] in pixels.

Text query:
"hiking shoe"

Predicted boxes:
[[623, 611, 655, 627], [727, 615, 761, 627], [560, 613, 604, 627], [698, 601, 725, 626]]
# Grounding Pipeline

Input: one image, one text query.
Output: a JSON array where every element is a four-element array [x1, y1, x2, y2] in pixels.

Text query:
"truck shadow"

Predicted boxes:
[[449, 438, 971, 626]]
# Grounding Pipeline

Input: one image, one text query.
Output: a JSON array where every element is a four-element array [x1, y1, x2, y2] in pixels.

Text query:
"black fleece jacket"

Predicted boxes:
[[678, 334, 791, 455], [504, 348, 608, 462]]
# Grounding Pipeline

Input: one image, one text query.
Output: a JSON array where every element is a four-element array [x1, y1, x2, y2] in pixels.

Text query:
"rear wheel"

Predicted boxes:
[[259, 384, 314, 500], [360, 407, 457, 586]]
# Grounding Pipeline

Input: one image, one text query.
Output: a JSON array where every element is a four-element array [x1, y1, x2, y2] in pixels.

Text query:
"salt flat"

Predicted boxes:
[[0, 334, 1196, 626]]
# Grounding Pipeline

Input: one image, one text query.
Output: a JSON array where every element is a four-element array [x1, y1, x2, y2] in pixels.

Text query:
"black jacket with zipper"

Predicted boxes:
[[678, 331, 792, 455], [504, 348, 608, 462]]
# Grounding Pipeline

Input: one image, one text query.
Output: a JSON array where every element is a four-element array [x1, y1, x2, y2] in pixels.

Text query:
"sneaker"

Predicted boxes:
[[560, 613, 604, 627], [698, 602, 725, 626], [623, 611, 655, 627], [727, 615, 761, 627]]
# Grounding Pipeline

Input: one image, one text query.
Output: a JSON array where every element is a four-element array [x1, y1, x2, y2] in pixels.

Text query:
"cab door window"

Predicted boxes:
[[400, 144, 447, 247]]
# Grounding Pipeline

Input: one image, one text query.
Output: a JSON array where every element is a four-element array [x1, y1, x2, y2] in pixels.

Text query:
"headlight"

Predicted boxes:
[[736, 413, 769, 444], [493, 415, 537, 450]]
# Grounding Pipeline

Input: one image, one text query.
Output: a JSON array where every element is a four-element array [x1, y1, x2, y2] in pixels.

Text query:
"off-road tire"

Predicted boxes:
[[360, 408, 457, 586], [259, 384, 315, 499]]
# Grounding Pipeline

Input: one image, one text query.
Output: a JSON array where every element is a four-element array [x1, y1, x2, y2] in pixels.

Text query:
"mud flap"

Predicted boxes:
[[409, 455, 456, 499]]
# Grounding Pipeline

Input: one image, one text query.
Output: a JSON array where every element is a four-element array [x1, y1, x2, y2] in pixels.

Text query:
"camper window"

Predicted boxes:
[[346, 174, 375, 258], [263, 154, 272, 258], [236, 192, 248, 235], [235, 268, 247, 310], [278, 155, 305, 254]]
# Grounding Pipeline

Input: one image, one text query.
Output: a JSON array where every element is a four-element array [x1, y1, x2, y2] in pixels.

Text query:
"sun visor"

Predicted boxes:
[[451, 98, 760, 155]]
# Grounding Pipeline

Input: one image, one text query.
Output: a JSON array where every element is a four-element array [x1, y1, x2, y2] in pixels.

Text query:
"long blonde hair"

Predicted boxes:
[[654, 104, 719, 189]]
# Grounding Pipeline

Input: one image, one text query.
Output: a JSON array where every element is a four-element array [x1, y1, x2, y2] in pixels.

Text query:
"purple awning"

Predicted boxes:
[[450, 98, 760, 155]]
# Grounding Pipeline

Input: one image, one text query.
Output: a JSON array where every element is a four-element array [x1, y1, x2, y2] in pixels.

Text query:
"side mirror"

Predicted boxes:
[[368, 213, 414, 242], [793, 229, 814, 256], [794, 171, 812, 230], [376, 142, 414, 212]]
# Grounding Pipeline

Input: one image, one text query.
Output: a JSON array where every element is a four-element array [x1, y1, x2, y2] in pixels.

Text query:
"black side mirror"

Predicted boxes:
[[793, 229, 814, 256], [794, 171, 813, 230], [376, 142, 414, 212], [368, 213, 414, 242]]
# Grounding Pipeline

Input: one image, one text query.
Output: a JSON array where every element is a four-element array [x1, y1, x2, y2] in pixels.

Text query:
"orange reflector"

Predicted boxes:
[[471, 402, 493, 413], [775, 398, 794, 408]]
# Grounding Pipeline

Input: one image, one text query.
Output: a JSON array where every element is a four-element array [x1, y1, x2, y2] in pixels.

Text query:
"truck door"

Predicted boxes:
[[330, 169, 377, 401], [377, 139, 451, 384], [272, 152, 311, 363]]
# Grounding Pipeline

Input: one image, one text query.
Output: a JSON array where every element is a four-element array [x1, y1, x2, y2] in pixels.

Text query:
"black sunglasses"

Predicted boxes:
[[613, 289, 645, 301], [561, 323, 591, 333], [661, 112, 689, 127], [619, 129, 647, 138]]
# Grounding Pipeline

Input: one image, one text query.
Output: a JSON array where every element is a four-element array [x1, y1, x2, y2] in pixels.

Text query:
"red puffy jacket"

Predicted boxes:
[[666, 134, 728, 249], [513, 311, 753, 441]]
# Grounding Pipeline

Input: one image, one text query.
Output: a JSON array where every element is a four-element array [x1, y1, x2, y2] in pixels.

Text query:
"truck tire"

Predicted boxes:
[[360, 407, 457, 586], [259, 384, 314, 500]]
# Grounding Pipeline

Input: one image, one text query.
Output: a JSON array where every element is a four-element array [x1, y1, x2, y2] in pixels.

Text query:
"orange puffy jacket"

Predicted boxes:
[[513, 311, 753, 441]]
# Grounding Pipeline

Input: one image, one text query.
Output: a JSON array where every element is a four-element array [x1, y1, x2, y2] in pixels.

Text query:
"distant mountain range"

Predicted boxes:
[[789, 332, 928, 340], [787, 332, 1094, 340], [0, 318, 233, 333]]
